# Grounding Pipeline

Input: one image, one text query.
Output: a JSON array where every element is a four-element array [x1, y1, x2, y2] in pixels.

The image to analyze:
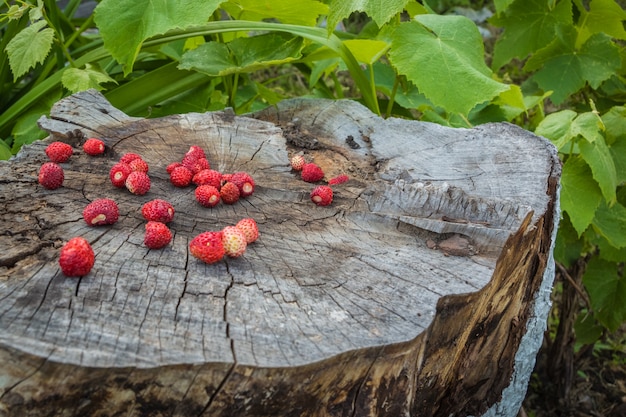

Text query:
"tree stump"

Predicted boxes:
[[0, 90, 560, 417]]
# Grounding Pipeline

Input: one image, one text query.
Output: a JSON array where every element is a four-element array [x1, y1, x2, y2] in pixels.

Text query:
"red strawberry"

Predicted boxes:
[[186, 145, 206, 161], [109, 162, 132, 188], [301, 163, 324, 182], [166, 162, 182, 174], [141, 199, 175, 223], [119, 153, 142, 164], [222, 226, 247, 258], [59, 237, 95, 277], [310, 185, 333, 206], [125, 171, 151, 195], [290, 155, 305, 171], [128, 158, 149, 173], [235, 218, 259, 244], [231, 171, 255, 197], [83, 198, 119, 226], [38, 162, 64, 189], [189, 231, 225, 264], [144, 221, 172, 249], [182, 154, 209, 174], [328, 174, 349, 185], [170, 166, 193, 187], [195, 185, 221, 207], [193, 169, 222, 188], [220, 182, 240, 204], [83, 138, 105, 156], [45, 141, 73, 163]]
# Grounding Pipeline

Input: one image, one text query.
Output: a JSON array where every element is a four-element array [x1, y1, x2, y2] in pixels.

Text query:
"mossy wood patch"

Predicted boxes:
[[0, 91, 560, 416]]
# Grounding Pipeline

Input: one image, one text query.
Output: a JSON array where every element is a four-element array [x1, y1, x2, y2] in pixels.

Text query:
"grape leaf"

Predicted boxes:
[[525, 29, 621, 104], [326, 0, 410, 34], [493, 0, 516, 14], [560, 156, 603, 236], [94, 0, 221, 75], [577, 0, 626, 44], [602, 105, 626, 144], [579, 138, 617, 204], [388, 17, 509, 116], [534, 109, 577, 150], [592, 200, 626, 249], [223, 0, 328, 26], [179, 33, 303, 76], [583, 257, 626, 332], [490, 0, 572, 70], [610, 138, 626, 185], [343, 39, 390, 65], [0, 140, 12, 160], [5, 20, 55, 80], [62, 64, 117, 93]]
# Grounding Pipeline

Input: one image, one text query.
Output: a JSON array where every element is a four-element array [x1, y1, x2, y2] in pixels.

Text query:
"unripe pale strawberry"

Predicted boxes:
[[222, 226, 247, 258], [235, 218, 259, 244]]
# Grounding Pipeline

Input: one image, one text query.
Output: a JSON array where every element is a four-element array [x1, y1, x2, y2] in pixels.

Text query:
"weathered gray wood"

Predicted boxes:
[[0, 90, 560, 416]]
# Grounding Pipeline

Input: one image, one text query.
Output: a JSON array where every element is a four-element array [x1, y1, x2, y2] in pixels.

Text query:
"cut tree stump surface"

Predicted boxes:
[[0, 91, 560, 416]]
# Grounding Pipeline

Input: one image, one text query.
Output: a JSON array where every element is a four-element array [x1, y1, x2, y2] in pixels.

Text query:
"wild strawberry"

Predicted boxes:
[[220, 181, 240, 204], [189, 231, 225, 264], [170, 166, 193, 187], [328, 174, 349, 185], [195, 185, 221, 207], [310, 185, 333, 206], [236, 218, 259, 244], [128, 158, 149, 173], [193, 169, 222, 188], [222, 226, 247, 258], [59, 237, 95, 277], [45, 141, 73, 163], [166, 162, 182, 174], [125, 171, 151, 195], [141, 199, 175, 223], [301, 163, 324, 182], [109, 162, 132, 188], [83, 138, 105, 156], [290, 155, 305, 171], [38, 162, 64, 189], [221, 173, 233, 184], [186, 145, 206, 161], [119, 153, 142, 164], [83, 198, 119, 226], [231, 171, 255, 197], [182, 154, 209, 174], [144, 221, 172, 249]]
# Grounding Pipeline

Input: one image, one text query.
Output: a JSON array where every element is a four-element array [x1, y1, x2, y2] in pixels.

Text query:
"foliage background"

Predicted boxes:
[[1, 0, 625, 415]]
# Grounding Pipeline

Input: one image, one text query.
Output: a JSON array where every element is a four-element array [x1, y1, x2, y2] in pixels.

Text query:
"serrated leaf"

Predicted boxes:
[[94, 0, 221, 75], [5, 20, 55, 80], [574, 312, 603, 345], [179, 33, 303, 76], [579, 138, 617, 203], [493, 0, 516, 14], [343, 39, 390, 65], [327, 0, 410, 35], [570, 112, 604, 144], [388, 17, 509, 116], [224, 0, 328, 26], [535, 109, 577, 150], [560, 156, 603, 236], [592, 200, 626, 248], [490, 0, 572, 69], [526, 29, 621, 104], [602, 106, 626, 144], [609, 138, 626, 185], [554, 214, 584, 267], [577, 0, 626, 44], [582, 257, 626, 332], [62, 64, 117, 93]]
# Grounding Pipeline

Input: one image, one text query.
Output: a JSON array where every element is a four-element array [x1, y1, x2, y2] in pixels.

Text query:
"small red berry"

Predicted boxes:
[[222, 226, 247, 258], [236, 218, 259, 244], [38, 162, 64, 189], [220, 182, 240, 204], [109, 162, 132, 188], [45, 141, 73, 163], [231, 171, 255, 197], [144, 221, 172, 249], [83, 198, 119, 226], [181, 154, 209, 174], [59, 237, 95, 277], [128, 158, 149, 173], [125, 171, 151, 195], [170, 166, 193, 187], [119, 153, 142, 164], [189, 231, 225, 264], [310, 185, 333, 206], [328, 174, 349, 185], [290, 155, 305, 171], [141, 199, 175, 223], [166, 162, 182, 174], [83, 138, 105, 156], [186, 145, 206, 161], [195, 185, 221, 207], [301, 163, 324, 183], [193, 169, 222, 188]]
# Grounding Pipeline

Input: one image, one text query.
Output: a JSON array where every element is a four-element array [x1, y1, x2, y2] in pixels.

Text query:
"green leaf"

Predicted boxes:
[[554, 214, 584, 267], [579, 138, 617, 203], [61, 64, 117, 93], [388, 17, 509, 116], [343, 39, 390, 65], [327, 0, 410, 34], [602, 106, 626, 145], [0, 140, 13, 160], [179, 33, 303, 76], [224, 0, 328, 26], [609, 138, 626, 185], [10, 91, 60, 153], [490, 0, 572, 69], [574, 312, 603, 345], [94, 0, 221, 74], [577, 0, 626, 44], [560, 156, 603, 236], [493, 0, 516, 14], [525, 29, 621, 104], [582, 257, 626, 332], [569, 112, 604, 144], [535, 109, 577, 150], [5, 20, 55, 80], [592, 200, 626, 248]]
